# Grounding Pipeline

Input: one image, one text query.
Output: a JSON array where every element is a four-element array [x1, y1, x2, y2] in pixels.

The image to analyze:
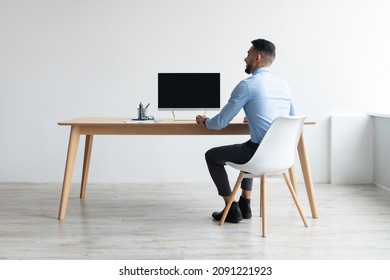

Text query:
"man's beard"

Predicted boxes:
[[245, 64, 252, 74]]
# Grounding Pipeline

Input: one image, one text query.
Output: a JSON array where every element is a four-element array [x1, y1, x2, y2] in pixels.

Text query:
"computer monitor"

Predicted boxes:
[[158, 73, 220, 111]]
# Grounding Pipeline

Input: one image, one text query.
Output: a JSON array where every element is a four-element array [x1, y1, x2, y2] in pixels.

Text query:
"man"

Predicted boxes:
[[196, 39, 295, 223]]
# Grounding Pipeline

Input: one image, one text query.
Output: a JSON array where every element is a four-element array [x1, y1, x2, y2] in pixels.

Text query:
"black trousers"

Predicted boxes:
[[205, 140, 259, 197]]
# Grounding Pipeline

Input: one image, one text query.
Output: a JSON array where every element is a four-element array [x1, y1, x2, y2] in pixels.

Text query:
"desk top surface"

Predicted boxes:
[[59, 117, 316, 126], [59, 117, 200, 125]]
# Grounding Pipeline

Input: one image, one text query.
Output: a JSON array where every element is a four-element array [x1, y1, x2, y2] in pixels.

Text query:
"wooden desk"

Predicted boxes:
[[58, 117, 318, 220]]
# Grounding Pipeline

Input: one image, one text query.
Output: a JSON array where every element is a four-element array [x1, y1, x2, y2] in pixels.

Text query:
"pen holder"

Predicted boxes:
[[137, 107, 148, 120]]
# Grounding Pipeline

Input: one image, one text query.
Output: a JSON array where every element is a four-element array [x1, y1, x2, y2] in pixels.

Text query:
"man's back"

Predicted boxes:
[[242, 67, 295, 143]]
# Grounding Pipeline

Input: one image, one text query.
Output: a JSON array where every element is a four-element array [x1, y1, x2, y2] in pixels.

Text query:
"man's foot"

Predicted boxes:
[[239, 196, 252, 219], [212, 201, 242, 223]]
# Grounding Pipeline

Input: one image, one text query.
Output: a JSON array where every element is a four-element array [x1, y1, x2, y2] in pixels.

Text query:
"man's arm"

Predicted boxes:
[[196, 81, 249, 129]]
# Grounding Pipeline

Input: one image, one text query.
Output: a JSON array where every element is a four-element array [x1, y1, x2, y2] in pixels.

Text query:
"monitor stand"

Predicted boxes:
[[171, 110, 205, 121]]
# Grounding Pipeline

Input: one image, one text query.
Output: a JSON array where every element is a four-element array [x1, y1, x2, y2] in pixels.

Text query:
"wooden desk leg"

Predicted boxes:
[[80, 135, 93, 198], [58, 126, 81, 220], [297, 131, 319, 219]]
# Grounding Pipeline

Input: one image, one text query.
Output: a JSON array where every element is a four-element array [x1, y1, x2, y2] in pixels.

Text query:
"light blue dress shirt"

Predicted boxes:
[[205, 67, 295, 144]]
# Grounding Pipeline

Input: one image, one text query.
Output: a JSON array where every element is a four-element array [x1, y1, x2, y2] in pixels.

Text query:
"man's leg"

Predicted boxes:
[[240, 177, 255, 219], [205, 140, 258, 222]]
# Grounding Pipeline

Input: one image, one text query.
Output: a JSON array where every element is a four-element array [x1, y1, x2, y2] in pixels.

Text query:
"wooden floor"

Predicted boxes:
[[1, 181, 390, 260]]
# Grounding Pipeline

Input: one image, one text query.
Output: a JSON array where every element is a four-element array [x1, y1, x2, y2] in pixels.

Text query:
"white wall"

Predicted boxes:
[[1, 0, 389, 183]]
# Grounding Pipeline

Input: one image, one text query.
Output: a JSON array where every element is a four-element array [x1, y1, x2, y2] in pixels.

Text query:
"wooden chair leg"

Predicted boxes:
[[288, 166, 298, 195], [259, 179, 263, 218], [220, 171, 245, 226], [283, 173, 308, 227], [260, 179, 263, 218], [261, 175, 266, 237]]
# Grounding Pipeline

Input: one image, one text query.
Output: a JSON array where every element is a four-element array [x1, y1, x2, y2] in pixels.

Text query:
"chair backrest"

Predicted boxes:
[[232, 115, 306, 175]]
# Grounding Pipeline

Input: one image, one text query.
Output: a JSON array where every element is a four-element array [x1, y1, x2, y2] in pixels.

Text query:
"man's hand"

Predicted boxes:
[[243, 116, 248, 123], [196, 115, 208, 125]]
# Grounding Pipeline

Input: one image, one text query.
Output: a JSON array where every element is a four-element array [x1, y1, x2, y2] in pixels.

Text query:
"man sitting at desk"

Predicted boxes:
[[196, 38, 295, 223]]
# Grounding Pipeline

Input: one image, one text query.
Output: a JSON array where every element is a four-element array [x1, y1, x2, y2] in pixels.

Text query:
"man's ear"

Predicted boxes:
[[256, 53, 262, 62]]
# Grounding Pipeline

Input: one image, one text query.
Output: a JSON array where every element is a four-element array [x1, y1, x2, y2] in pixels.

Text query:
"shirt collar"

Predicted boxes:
[[253, 67, 271, 74]]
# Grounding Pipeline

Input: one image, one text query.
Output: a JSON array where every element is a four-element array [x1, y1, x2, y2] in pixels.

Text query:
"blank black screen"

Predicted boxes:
[[158, 73, 220, 110]]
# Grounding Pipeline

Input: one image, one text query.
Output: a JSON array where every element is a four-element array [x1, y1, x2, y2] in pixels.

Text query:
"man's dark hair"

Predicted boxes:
[[251, 39, 276, 64]]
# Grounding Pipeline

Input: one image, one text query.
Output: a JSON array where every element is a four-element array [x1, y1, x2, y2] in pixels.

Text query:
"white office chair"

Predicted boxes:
[[220, 115, 309, 237]]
